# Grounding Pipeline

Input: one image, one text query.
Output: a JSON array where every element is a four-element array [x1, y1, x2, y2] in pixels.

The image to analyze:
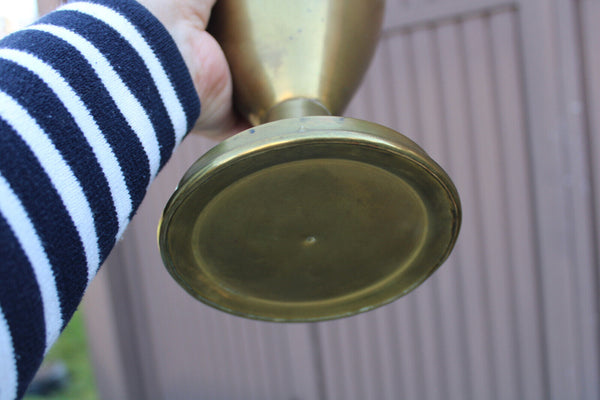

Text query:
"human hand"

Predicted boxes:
[[137, 0, 248, 139]]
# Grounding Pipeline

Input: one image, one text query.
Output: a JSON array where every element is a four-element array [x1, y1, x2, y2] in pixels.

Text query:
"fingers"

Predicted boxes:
[[184, 30, 244, 136], [138, 0, 243, 138], [137, 0, 217, 32]]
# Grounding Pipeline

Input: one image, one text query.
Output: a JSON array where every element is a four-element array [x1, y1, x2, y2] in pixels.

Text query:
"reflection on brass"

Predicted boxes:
[[158, 0, 461, 321]]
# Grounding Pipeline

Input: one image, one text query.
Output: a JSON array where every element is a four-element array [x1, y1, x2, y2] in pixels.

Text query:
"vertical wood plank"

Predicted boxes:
[[238, 321, 261, 400], [83, 266, 132, 400], [36, 0, 65, 17], [580, 1, 600, 257], [336, 318, 364, 400], [437, 19, 495, 400], [578, 3, 600, 393], [462, 15, 520, 400], [488, 10, 546, 400], [286, 325, 321, 400], [518, 0, 582, 398], [319, 320, 347, 400], [267, 324, 297, 399], [553, 1, 599, 397], [371, 308, 404, 400], [203, 310, 227, 400]]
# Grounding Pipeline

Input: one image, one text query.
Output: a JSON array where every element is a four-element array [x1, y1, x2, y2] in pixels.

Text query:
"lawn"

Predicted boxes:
[[24, 309, 98, 400]]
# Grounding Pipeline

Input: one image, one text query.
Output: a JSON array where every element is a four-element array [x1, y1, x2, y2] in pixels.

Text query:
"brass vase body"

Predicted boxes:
[[158, 0, 461, 322], [208, 0, 384, 123]]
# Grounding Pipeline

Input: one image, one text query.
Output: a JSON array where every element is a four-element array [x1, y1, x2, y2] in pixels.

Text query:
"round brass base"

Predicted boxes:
[[158, 117, 461, 321]]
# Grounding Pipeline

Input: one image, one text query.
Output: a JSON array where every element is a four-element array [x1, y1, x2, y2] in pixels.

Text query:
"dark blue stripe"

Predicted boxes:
[[81, 0, 200, 131], [0, 215, 46, 399], [1, 30, 151, 213], [42, 10, 176, 169], [0, 58, 117, 262], [0, 117, 86, 327]]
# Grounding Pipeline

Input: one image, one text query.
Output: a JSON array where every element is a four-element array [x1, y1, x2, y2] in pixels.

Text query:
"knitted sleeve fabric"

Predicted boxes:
[[0, 0, 200, 398]]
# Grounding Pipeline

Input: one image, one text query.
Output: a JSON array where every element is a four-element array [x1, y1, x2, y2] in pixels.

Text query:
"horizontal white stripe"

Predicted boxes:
[[28, 23, 162, 182], [0, 173, 62, 351], [0, 90, 100, 283], [0, 49, 132, 239], [59, 2, 189, 145], [0, 306, 17, 400]]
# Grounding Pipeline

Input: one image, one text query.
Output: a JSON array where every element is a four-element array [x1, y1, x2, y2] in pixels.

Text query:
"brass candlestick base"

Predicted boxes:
[[158, 0, 461, 321]]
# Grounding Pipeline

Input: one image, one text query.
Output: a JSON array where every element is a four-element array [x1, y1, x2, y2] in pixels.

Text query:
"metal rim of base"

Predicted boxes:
[[158, 116, 461, 322]]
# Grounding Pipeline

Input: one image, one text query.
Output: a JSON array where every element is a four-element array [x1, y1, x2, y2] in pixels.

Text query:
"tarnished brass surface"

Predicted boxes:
[[159, 117, 461, 321], [159, 0, 461, 321], [208, 0, 384, 124]]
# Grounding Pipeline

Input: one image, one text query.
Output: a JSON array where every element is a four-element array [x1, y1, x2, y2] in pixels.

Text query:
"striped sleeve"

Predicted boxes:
[[0, 0, 200, 398]]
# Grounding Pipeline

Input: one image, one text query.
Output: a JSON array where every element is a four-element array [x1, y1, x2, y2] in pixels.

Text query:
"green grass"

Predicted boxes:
[[24, 309, 98, 400]]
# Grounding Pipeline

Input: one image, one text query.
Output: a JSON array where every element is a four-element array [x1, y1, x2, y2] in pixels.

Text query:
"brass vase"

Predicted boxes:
[[158, 0, 461, 321]]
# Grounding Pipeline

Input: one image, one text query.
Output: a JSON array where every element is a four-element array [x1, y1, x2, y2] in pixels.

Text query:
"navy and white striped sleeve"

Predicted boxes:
[[0, 0, 200, 398]]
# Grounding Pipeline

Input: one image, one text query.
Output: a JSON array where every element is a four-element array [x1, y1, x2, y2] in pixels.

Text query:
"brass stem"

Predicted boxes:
[[263, 98, 331, 124]]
